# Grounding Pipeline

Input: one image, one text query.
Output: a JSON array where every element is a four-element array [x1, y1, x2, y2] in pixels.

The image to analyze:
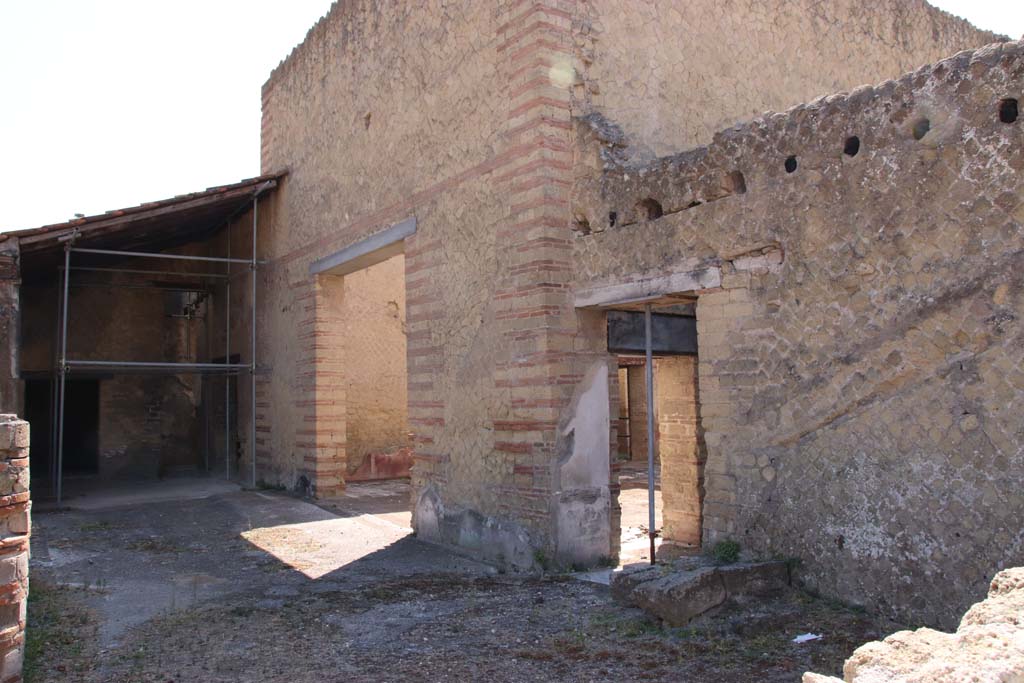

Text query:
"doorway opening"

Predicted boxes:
[[341, 253, 411, 483], [306, 217, 416, 509], [608, 304, 706, 563], [25, 378, 100, 480]]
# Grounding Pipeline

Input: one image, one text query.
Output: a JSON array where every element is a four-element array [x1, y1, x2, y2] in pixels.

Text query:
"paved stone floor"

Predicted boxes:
[[26, 476, 894, 682]]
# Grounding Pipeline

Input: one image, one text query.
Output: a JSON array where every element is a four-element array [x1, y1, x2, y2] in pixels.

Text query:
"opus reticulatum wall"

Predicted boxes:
[[572, 41, 1024, 627]]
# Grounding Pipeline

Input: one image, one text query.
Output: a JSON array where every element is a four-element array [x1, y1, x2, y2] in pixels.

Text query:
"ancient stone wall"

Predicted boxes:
[[255, 0, 1012, 572], [614, 366, 629, 458], [572, 40, 1024, 625], [257, 0, 586, 564], [625, 365, 649, 462], [0, 415, 29, 683], [575, 0, 1001, 159]]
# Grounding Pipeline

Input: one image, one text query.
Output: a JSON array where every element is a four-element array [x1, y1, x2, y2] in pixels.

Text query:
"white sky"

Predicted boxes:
[[0, 0, 1021, 232]]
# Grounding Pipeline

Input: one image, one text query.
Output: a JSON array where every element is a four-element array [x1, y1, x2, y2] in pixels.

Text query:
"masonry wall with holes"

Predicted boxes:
[[252, 0, 1004, 576], [572, 41, 1024, 628]]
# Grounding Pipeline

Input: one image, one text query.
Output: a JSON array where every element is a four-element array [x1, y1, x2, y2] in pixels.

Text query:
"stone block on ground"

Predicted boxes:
[[803, 567, 1024, 682], [609, 564, 664, 604], [632, 566, 726, 625], [610, 558, 790, 625]]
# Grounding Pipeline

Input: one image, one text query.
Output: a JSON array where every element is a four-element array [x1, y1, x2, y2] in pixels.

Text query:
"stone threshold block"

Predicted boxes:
[[610, 557, 791, 626]]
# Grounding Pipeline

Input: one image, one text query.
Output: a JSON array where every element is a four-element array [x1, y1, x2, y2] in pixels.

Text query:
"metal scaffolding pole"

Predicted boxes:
[[71, 247, 253, 265], [48, 370, 56, 492], [56, 244, 72, 504], [67, 266, 229, 279], [250, 196, 258, 489], [50, 270, 64, 495], [225, 224, 232, 481], [47, 191, 268, 501], [64, 360, 248, 371], [645, 303, 657, 565], [67, 282, 211, 294], [204, 312, 211, 473]]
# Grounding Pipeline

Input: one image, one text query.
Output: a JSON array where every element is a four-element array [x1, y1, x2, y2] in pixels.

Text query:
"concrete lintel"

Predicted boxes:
[[309, 216, 416, 276], [574, 267, 722, 309]]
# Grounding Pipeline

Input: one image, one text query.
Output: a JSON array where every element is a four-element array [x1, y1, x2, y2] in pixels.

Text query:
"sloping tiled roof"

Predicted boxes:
[[6, 171, 285, 278]]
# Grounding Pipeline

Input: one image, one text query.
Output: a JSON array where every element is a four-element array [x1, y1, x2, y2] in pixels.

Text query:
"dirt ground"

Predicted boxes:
[[27, 478, 900, 682]]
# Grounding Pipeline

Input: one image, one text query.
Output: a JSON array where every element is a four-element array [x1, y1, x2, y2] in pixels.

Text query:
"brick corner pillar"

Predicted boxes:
[[0, 415, 29, 683], [494, 0, 620, 567], [0, 245, 21, 415], [295, 276, 347, 499]]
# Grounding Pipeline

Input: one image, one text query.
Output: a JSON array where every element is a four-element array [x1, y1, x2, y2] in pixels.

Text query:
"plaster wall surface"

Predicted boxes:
[[579, 0, 1002, 158], [555, 360, 611, 565], [572, 41, 1024, 626]]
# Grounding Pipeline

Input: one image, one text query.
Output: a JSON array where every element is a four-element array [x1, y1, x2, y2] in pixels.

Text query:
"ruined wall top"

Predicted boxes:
[[575, 0, 1005, 159], [573, 39, 1023, 236], [263, 1, 340, 96]]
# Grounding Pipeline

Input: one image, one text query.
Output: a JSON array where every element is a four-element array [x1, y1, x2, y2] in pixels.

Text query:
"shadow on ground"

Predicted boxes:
[[27, 477, 900, 682]]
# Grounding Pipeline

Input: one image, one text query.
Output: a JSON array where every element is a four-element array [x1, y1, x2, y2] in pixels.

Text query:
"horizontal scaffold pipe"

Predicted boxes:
[[71, 247, 264, 265]]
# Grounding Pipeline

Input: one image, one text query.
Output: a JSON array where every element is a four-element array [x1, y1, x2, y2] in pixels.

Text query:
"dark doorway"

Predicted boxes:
[[24, 379, 52, 478], [25, 378, 100, 477], [63, 380, 101, 473]]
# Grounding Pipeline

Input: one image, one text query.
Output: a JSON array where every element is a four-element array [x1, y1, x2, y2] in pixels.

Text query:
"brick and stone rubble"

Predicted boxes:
[[612, 556, 792, 626], [803, 567, 1024, 682], [0, 416, 29, 683]]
